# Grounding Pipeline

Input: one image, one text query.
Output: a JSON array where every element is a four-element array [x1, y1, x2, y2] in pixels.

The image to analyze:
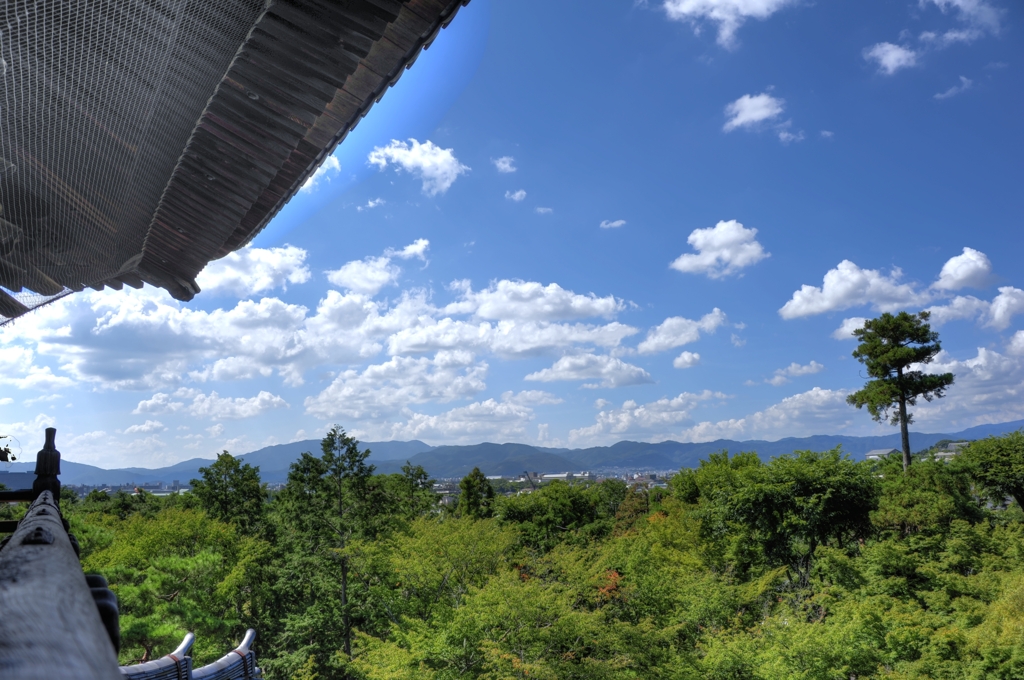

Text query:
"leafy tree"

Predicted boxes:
[[676, 449, 878, 577], [107, 489, 158, 520], [83, 508, 241, 664], [496, 481, 618, 551], [457, 467, 495, 519], [396, 462, 437, 517], [190, 451, 267, 535], [276, 426, 376, 663], [368, 516, 517, 622], [589, 478, 628, 519], [960, 430, 1024, 508], [670, 451, 762, 561], [847, 311, 955, 471], [871, 454, 982, 536], [612, 485, 650, 535]]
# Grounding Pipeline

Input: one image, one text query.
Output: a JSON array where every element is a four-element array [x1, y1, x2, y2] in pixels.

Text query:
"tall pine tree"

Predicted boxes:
[[847, 311, 954, 471]]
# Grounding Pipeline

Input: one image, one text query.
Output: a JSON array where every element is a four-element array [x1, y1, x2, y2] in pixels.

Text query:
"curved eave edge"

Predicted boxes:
[[236, 0, 472, 251], [133, 0, 472, 303]]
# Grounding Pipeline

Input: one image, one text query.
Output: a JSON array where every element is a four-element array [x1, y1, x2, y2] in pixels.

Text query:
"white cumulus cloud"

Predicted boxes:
[[368, 139, 469, 196], [863, 43, 918, 75], [673, 351, 701, 369], [926, 295, 990, 326], [492, 156, 516, 173], [908, 347, 1024, 429], [123, 420, 166, 434], [388, 239, 430, 261], [767, 360, 824, 386], [867, 1, 1001, 81], [135, 389, 287, 420], [924, 0, 1003, 36], [654, 349, 1024, 444], [1007, 331, 1024, 356], [926, 288, 1024, 330], [189, 390, 288, 420], [933, 247, 992, 290], [779, 260, 930, 319], [133, 392, 184, 415], [134, 387, 288, 419], [638, 309, 727, 354], [670, 220, 769, 278], [791, 248, 1014, 328], [0, 264, 643, 396], [197, 245, 310, 298], [600, 219, 626, 229], [0, 346, 74, 391], [678, 387, 854, 442], [569, 390, 726, 445], [525, 353, 653, 388], [989, 287, 1024, 330], [327, 256, 399, 296], [326, 239, 429, 296], [832, 317, 868, 340], [0, 413, 57, 449], [300, 155, 341, 193], [445, 279, 624, 322], [304, 350, 487, 420], [662, 0, 800, 48], [505, 190, 527, 202], [778, 128, 805, 144], [387, 319, 638, 358], [723, 93, 785, 132], [935, 76, 973, 99], [381, 393, 541, 445], [357, 198, 386, 212]]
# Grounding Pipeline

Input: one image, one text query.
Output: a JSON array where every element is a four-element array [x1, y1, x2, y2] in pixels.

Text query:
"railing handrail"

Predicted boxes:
[[192, 629, 260, 679], [118, 632, 195, 678], [0, 490, 121, 679]]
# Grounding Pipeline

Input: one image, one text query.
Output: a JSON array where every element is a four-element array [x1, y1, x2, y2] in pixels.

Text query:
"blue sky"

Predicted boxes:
[[2, 0, 1023, 468]]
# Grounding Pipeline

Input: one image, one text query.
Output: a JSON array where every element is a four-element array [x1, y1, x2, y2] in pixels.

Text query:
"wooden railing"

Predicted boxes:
[[0, 488, 122, 679], [119, 630, 262, 680]]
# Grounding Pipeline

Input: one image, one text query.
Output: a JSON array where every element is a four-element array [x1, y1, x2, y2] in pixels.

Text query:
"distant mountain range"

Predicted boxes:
[[3, 420, 1022, 487], [0, 439, 431, 488]]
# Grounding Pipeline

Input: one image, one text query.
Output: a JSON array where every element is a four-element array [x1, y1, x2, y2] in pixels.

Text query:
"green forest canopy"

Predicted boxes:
[[33, 427, 1024, 679]]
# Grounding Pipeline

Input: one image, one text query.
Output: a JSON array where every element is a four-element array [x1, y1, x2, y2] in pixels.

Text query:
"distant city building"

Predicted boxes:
[[865, 448, 899, 461], [934, 441, 969, 461]]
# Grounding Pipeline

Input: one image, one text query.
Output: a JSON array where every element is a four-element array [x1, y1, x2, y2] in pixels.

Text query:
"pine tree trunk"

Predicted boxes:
[[899, 395, 911, 472], [341, 554, 351, 658]]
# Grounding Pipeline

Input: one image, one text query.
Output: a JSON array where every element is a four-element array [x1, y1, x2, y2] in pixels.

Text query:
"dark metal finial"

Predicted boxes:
[[34, 427, 61, 500]]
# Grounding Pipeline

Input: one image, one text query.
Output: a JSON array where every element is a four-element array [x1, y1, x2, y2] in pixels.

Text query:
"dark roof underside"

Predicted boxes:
[[0, 0, 468, 320]]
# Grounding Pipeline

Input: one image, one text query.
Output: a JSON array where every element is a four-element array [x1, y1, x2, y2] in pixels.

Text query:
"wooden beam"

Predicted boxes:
[[21, 265, 64, 296], [0, 490, 121, 679], [115, 272, 144, 289]]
